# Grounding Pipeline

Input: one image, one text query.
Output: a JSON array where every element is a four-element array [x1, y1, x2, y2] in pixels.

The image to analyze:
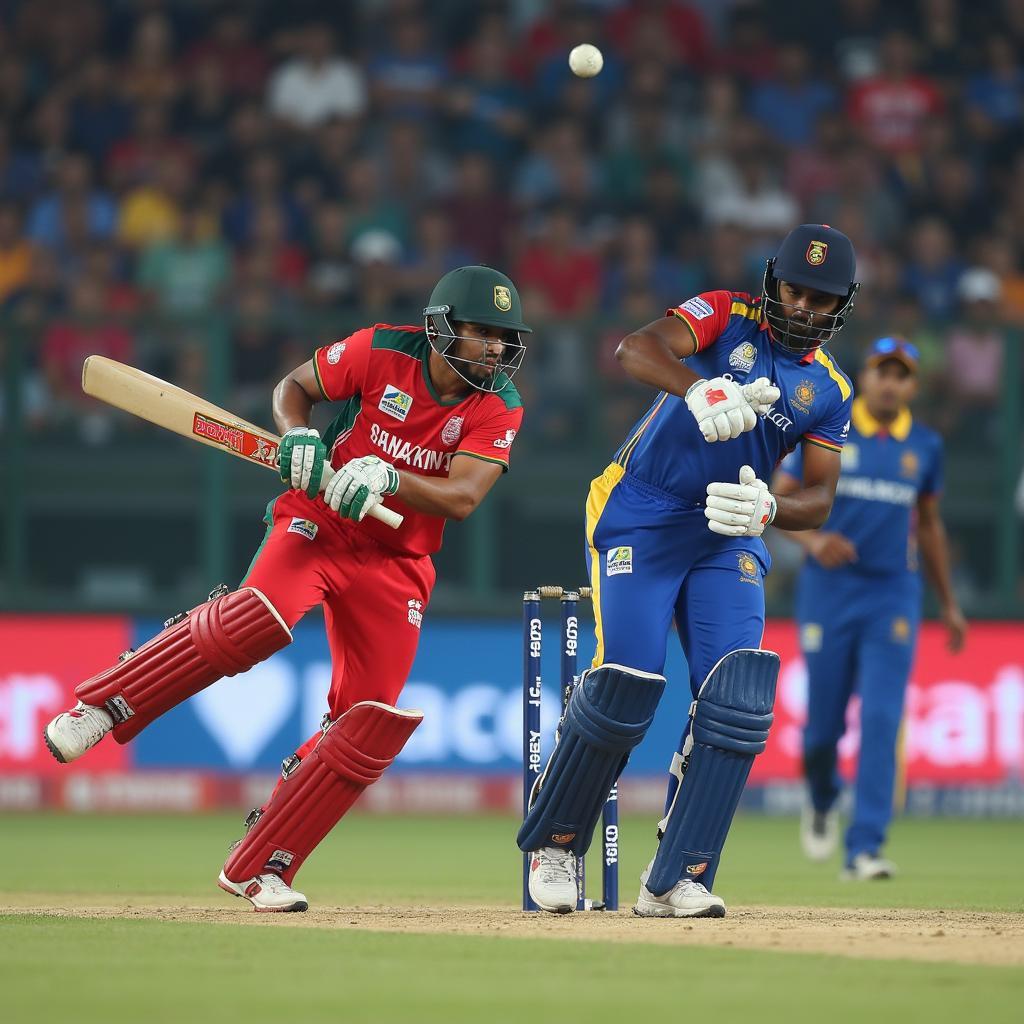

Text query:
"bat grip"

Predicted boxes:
[[319, 463, 404, 530]]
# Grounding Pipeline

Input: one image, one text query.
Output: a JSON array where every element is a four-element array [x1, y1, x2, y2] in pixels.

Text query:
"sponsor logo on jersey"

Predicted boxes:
[[801, 623, 823, 653], [408, 598, 424, 629], [287, 518, 318, 541], [737, 553, 760, 585], [805, 240, 828, 265], [765, 406, 794, 432], [326, 341, 346, 364], [369, 423, 454, 472], [841, 443, 859, 470], [681, 296, 715, 320], [841, 419, 851, 441], [901, 450, 919, 478], [493, 428, 517, 449], [441, 415, 464, 445], [836, 476, 917, 506], [607, 546, 633, 576], [729, 341, 757, 373], [494, 285, 512, 311], [379, 385, 413, 422], [792, 379, 816, 413], [685, 861, 708, 876], [892, 617, 911, 642]]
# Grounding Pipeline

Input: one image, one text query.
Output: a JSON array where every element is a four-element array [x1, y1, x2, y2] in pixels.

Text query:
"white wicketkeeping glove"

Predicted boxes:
[[705, 465, 777, 537], [324, 455, 400, 522], [685, 376, 781, 442]]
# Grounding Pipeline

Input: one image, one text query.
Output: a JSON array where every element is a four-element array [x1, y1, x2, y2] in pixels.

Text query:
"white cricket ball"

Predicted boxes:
[[568, 43, 603, 78]]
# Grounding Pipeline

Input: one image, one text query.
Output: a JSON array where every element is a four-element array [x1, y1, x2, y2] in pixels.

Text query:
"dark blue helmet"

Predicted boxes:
[[762, 224, 859, 354]]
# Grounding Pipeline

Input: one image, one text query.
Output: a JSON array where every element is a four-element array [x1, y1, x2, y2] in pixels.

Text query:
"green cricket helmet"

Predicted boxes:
[[423, 265, 531, 393]]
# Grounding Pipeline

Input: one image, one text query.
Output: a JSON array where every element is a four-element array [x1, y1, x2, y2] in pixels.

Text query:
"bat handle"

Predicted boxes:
[[319, 463, 404, 530]]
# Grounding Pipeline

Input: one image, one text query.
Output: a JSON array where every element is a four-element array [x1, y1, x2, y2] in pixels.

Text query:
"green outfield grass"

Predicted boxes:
[[2, 813, 1022, 1024]]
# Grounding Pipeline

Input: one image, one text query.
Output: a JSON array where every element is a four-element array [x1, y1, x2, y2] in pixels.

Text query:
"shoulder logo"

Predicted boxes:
[[326, 341, 346, 364], [493, 428, 517, 449], [680, 296, 715, 320], [607, 546, 633, 576], [441, 415, 464, 446], [729, 341, 757, 373], [805, 240, 828, 265], [379, 385, 413, 422], [792, 379, 816, 413], [494, 285, 512, 311]]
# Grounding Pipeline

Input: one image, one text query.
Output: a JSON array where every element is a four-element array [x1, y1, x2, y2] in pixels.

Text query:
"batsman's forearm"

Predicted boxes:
[[273, 376, 316, 433], [771, 486, 833, 530], [919, 518, 957, 608], [392, 471, 479, 521], [616, 332, 702, 396]]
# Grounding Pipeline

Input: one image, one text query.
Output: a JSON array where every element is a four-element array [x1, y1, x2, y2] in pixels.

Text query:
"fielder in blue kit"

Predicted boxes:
[[519, 224, 861, 917], [775, 337, 966, 880]]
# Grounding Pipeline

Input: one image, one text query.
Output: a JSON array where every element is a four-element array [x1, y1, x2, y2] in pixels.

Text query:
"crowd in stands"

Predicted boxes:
[[0, 0, 1021, 463]]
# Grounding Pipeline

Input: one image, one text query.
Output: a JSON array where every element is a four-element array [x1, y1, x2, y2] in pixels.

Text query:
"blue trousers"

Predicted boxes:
[[585, 466, 767, 804], [797, 565, 920, 861]]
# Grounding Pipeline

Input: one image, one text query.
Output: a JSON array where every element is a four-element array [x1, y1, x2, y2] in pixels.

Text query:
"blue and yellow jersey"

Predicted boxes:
[[614, 290, 853, 506], [780, 396, 943, 576]]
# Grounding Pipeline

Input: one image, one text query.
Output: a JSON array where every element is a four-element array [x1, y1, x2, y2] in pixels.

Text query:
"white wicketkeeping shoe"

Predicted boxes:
[[218, 870, 308, 912], [634, 863, 726, 919], [841, 852, 897, 881], [527, 847, 579, 914], [44, 702, 114, 763], [800, 802, 839, 861]]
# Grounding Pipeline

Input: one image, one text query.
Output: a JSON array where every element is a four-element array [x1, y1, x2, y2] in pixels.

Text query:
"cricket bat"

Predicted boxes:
[[81, 355, 403, 529]]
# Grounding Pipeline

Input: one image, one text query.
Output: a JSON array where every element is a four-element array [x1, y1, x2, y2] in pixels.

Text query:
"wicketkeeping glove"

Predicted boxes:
[[705, 464, 777, 537], [278, 427, 327, 498], [324, 455, 400, 522], [685, 376, 781, 443]]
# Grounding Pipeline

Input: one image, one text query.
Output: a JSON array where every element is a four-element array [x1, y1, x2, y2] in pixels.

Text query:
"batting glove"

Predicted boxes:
[[705, 464, 777, 537], [278, 427, 327, 498], [324, 455, 400, 522]]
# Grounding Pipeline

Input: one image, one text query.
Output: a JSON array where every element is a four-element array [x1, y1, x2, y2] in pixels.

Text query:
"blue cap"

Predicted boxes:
[[771, 224, 857, 296], [866, 336, 918, 372]]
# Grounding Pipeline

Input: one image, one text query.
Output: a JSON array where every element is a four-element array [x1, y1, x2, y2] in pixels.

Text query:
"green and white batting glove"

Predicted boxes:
[[324, 455, 400, 522], [278, 427, 328, 498]]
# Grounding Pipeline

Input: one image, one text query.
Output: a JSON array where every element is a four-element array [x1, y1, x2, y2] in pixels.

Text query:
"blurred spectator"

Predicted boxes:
[[230, 286, 290, 422], [515, 207, 601, 317], [367, 15, 446, 118], [175, 56, 236, 158], [713, 6, 777, 82], [0, 202, 33, 308], [442, 153, 513, 265], [303, 201, 354, 308], [41, 275, 134, 415], [342, 155, 409, 251], [602, 216, 693, 313], [68, 58, 134, 165], [120, 11, 181, 107], [237, 202, 308, 293], [606, 0, 710, 72], [137, 205, 230, 314], [181, 7, 269, 98], [401, 208, 472, 299], [373, 119, 450, 208], [267, 22, 368, 129], [117, 153, 193, 249], [222, 151, 306, 246], [603, 103, 691, 211], [350, 229, 405, 315], [846, 30, 944, 157], [749, 42, 838, 147], [107, 102, 194, 192], [943, 268, 1007, 441], [27, 152, 116, 250], [0, 123, 40, 202], [902, 217, 964, 320], [446, 22, 528, 163], [965, 35, 1024, 143]]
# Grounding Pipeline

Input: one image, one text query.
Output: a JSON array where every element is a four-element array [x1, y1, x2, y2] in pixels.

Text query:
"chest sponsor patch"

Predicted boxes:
[[607, 546, 633, 576], [729, 341, 757, 373], [680, 296, 715, 320], [441, 415, 464, 446], [326, 341, 346, 364], [379, 385, 413, 422], [287, 518, 318, 541]]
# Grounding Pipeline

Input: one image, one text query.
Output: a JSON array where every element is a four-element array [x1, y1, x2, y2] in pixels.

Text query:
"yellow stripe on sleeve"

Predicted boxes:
[[584, 463, 624, 667], [814, 349, 852, 401], [730, 300, 762, 323]]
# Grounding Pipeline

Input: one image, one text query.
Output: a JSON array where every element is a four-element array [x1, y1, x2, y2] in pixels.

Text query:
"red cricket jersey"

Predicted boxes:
[[312, 323, 524, 557]]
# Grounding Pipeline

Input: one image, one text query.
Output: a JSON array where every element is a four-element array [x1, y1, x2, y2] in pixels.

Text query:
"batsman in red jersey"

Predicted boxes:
[[45, 265, 529, 911]]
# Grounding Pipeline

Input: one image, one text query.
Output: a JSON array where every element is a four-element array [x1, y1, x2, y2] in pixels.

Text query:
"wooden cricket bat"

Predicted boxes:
[[81, 355, 403, 529]]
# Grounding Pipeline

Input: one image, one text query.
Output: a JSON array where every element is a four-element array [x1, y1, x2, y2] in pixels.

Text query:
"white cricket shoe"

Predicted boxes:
[[44, 702, 114, 763], [218, 870, 308, 912], [527, 847, 578, 914], [634, 863, 726, 919], [800, 802, 839, 861], [841, 852, 897, 881]]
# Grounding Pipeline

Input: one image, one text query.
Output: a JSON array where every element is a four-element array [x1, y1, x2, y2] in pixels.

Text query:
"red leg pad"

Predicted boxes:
[[222, 701, 423, 885], [76, 588, 291, 744]]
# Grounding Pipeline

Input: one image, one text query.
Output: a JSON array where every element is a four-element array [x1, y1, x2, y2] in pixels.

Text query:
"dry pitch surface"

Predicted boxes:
[[5, 899, 1021, 967]]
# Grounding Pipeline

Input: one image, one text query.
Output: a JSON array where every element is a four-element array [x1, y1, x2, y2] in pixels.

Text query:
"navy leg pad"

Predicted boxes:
[[647, 649, 779, 895], [517, 663, 665, 857]]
